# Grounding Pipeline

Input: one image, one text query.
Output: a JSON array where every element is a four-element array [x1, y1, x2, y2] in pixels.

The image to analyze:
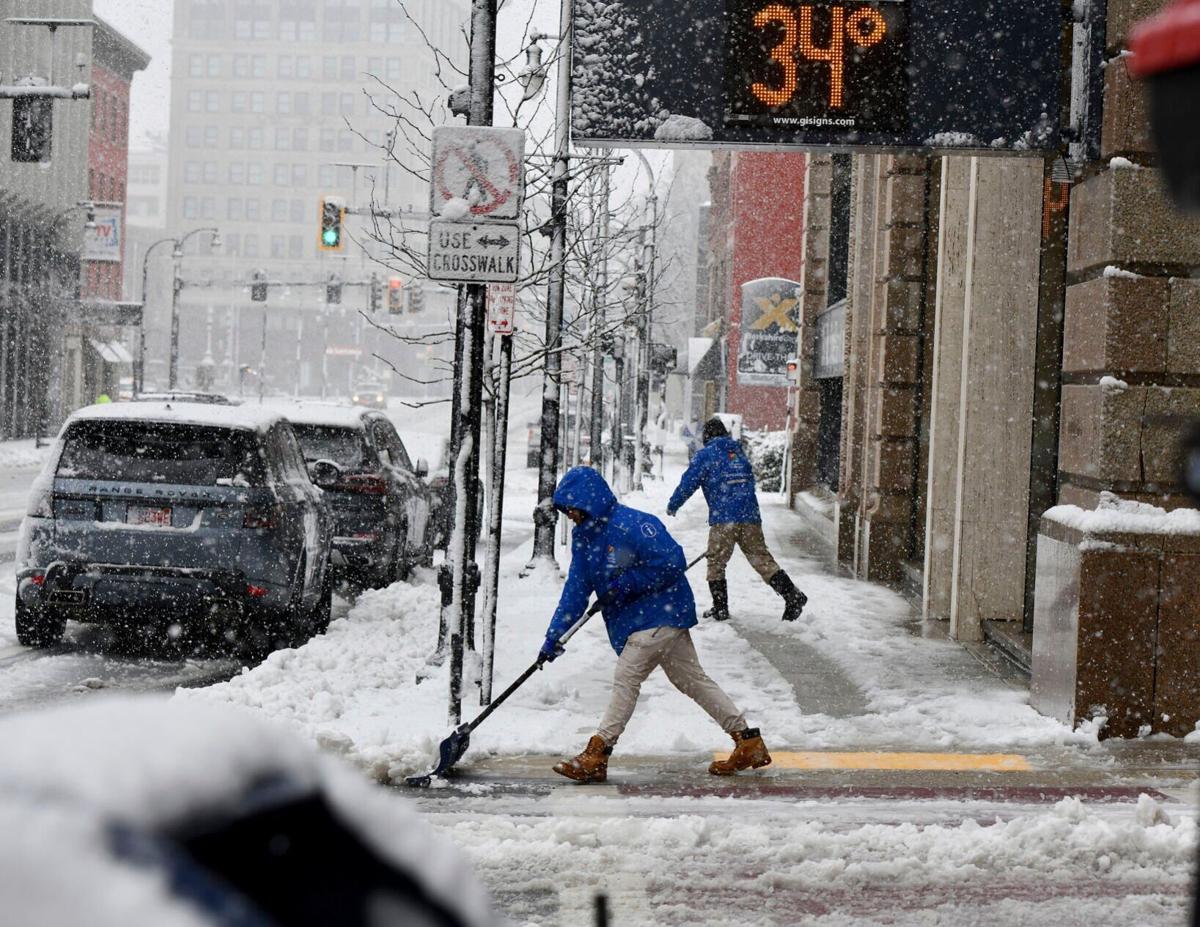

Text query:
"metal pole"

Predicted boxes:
[[631, 152, 657, 491], [590, 166, 610, 469], [167, 249, 182, 390], [480, 330, 512, 705], [258, 304, 267, 404], [445, 0, 498, 727], [529, 0, 574, 566]]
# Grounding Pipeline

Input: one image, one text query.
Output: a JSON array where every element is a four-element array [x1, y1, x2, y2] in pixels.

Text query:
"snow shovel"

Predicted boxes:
[[405, 552, 707, 787]]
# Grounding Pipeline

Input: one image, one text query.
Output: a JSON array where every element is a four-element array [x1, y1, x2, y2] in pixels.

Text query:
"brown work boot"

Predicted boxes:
[[553, 734, 613, 783], [708, 727, 772, 776]]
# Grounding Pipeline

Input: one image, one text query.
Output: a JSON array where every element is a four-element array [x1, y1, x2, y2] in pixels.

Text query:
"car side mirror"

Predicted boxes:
[[309, 459, 342, 490], [414, 458, 429, 479]]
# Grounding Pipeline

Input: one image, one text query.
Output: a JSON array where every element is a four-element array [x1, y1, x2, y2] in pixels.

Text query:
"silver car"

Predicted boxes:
[[14, 402, 335, 657]]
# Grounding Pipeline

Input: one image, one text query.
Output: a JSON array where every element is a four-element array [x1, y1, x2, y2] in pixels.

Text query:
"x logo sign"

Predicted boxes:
[[750, 294, 799, 332]]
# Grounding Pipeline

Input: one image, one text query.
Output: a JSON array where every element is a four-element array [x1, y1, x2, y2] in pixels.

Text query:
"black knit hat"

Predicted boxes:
[[702, 418, 729, 445]]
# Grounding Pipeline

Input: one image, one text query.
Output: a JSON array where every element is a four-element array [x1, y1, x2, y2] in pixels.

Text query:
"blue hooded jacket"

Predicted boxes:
[[544, 467, 697, 655], [667, 435, 761, 525]]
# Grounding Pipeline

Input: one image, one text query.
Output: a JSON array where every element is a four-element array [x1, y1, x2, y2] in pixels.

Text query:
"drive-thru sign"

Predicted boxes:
[[429, 126, 525, 220]]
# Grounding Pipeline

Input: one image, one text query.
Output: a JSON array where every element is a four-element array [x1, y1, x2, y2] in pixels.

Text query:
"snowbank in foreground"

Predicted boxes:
[[445, 791, 1196, 927]]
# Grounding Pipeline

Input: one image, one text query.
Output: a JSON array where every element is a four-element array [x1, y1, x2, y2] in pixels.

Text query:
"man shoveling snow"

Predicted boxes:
[[541, 466, 772, 783]]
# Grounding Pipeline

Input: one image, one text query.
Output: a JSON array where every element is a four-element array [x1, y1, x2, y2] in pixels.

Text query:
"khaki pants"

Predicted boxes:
[[706, 522, 781, 583], [596, 627, 745, 746]]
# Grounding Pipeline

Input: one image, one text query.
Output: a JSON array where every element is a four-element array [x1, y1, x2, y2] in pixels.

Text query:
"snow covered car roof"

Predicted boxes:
[[64, 401, 289, 434], [278, 401, 377, 430], [0, 696, 497, 927]]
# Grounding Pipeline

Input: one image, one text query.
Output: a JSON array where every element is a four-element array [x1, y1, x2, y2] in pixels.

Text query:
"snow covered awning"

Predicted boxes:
[[688, 337, 717, 377], [88, 338, 133, 366]]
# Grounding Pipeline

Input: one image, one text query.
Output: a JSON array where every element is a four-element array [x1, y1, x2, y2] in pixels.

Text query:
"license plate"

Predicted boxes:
[[127, 505, 172, 526]]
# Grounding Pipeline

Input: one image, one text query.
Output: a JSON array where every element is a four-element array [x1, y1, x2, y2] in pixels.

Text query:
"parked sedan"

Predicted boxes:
[[286, 404, 434, 589], [14, 402, 335, 658]]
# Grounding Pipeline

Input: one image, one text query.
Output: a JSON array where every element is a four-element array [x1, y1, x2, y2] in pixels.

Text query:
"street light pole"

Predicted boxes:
[[631, 151, 657, 492], [139, 236, 177, 394], [529, 0, 575, 566], [166, 227, 220, 391]]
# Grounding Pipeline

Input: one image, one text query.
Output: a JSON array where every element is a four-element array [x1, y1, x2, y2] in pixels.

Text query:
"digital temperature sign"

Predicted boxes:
[[725, 1, 909, 133], [570, 0, 1064, 153]]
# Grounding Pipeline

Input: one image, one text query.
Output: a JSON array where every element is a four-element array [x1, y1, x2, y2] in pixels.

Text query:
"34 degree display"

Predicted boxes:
[[725, 0, 909, 132]]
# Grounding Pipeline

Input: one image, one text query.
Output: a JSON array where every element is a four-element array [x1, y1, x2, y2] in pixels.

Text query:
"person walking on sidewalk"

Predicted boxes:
[[666, 417, 807, 623], [540, 466, 772, 784]]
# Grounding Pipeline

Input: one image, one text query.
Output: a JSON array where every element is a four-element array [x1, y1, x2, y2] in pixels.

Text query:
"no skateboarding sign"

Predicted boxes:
[[430, 127, 525, 221]]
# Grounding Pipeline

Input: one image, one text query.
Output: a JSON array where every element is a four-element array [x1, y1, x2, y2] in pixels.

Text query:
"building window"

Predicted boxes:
[[318, 164, 335, 188], [227, 198, 243, 221], [230, 126, 245, 149], [245, 198, 261, 220], [229, 162, 245, 184], [337, 130, 353, 152], [223, 232, 241, 256], [206, 91, 220, 113], [295, 56, 311, 79], [294, 92, 310, 115], [386, 57, 403, 81], [278, 55, 293, 79], [289, 199, 305, 223], [288, 235, 304, 259], [247, 127, 263, 150], [187, 90, 203, 113], [274, 128, 290, 150], [233, 54, 250, 78], [231, 92, 247, 113], [273, 164, 290, 186], [247, 163, 264, 185], [184, 161, 202, 183], [208, 55, 222, 77], [271, 199, 288, 222], [189, 54, 205, 78], [322, 56, 338, 80], [244, 234, 259, 257], [340, 56, 355, 80], [292, 164, 307, 186], [367, 56, 382, 76], [271, 235, 286, 259], [292, 128, 308, 151], [250, 92, 265, 113], [201, 197, 216, 220], [183, 196, 199, 219], [253, 55, 267, 78], [319, 128, 335, 152], [186, 126, 203, 147], [277, 92, 291, 115], [321, 92, 337, 116], [203, 162, 219, 183], [205, 126, 219, 148], [339, 93, 354, 116]]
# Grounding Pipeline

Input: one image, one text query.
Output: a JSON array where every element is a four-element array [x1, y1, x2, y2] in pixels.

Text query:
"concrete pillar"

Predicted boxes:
[[788, 155, 831, 496], [922, 156, 1043, 641]]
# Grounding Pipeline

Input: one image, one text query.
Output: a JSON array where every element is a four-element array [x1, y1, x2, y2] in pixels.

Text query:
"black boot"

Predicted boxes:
[[704, 580, 730, 621], [768, 571, 807, 622]]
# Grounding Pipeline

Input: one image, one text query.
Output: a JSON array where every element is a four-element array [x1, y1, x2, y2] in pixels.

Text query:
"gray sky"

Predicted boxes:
[[93, 0, 664, 189]]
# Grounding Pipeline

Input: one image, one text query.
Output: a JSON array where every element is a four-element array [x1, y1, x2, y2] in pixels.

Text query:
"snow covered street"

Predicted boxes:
[[179, 433, 1199, 925]]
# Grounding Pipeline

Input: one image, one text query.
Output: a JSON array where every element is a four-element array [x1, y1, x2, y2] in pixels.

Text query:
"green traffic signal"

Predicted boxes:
[[322, 228, 340, 246]]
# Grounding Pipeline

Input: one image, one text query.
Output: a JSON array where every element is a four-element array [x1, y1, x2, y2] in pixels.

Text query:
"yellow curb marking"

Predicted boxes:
[[712, 751, 1032, 772]]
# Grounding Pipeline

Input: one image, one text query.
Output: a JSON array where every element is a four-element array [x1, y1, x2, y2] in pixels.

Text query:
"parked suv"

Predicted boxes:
[[286, 404, 433, 588], [14, 402, 334, 657]]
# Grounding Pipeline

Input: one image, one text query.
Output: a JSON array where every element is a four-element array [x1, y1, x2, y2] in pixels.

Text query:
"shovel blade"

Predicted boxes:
[[404, 724, 471, 788]]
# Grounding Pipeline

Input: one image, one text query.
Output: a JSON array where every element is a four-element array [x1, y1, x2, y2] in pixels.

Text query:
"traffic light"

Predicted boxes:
[[318, 198, 345, 252], [387, 276, 404, 314], [250, 270, 268, 302], [369, 273, 381, 313], [407, 279, 425, 314], [326, 273, 342, 304]]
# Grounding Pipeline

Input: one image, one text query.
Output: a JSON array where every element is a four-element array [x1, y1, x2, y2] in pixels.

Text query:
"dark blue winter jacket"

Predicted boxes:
[[544, 467, 697, 655], [667, 436, 761, 525]]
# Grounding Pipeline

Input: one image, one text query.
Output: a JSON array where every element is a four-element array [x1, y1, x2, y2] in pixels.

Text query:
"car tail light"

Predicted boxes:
[[245, 584, 268, 598], [352, 531, 381, 541], [30, 574, 45, 587], [242, 505, 279, 529], [339, 473, 388, 495]]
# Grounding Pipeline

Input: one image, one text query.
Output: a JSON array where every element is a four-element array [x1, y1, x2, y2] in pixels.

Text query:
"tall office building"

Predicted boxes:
[[163, 0, 468, 395]]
